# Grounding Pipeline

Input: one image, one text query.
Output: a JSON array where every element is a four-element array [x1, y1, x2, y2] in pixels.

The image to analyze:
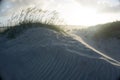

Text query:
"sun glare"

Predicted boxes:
[[58, 3, 110, 26]]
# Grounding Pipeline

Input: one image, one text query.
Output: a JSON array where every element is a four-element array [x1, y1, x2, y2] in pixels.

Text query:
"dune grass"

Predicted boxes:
[[0, 8, 66, 39]]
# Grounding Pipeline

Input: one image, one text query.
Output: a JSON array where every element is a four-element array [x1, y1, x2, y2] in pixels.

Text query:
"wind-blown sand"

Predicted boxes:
[[73, 23, 120, 65]]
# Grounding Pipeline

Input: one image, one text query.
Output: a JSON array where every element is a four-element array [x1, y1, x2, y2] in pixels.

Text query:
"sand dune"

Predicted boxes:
[[0, 22, 120, 80]]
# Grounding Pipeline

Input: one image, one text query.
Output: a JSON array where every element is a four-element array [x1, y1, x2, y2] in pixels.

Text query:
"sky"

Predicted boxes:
[[0, 0, 120, 26]]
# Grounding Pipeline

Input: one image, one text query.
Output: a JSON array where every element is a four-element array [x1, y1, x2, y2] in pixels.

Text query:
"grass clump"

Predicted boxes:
[[0, 8, 66, 39]]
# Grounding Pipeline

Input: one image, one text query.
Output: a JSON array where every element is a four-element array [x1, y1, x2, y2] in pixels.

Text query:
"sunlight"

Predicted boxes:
[[58, 3, 111, 26], [63, 7, 98, 26]]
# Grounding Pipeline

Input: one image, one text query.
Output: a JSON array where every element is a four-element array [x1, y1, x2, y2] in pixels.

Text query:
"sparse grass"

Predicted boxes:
[[0, 8, 66, 39]]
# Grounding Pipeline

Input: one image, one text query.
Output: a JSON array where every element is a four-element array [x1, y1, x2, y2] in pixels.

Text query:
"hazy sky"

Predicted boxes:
[[0, 0, 120, 25], [76, 0, 120, 13], [1, 0, 119, 13]]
